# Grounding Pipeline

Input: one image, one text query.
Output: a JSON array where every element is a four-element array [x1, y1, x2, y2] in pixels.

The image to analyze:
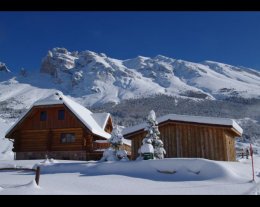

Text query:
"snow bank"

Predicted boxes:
[[38, 158, 59, 166], [0, 179, 40, 195], [0, 157, 259, 194], [85, 158, 244, 182], [7, 158, 241, 182]]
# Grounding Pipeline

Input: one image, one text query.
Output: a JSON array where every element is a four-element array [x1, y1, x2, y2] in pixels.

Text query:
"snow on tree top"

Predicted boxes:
[[141, 142, 154, 153], [5, 92, 111, 139], [123, 113, 243, 135], [147, 110, 156, 122]]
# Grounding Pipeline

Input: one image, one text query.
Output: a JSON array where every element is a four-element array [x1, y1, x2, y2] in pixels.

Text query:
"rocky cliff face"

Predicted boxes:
[[39, 47, 260, 104], [40, 48, 77, 77], [0, 62, 10, 73]]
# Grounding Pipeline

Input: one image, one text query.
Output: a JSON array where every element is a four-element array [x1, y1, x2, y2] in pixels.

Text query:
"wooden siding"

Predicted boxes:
[[125, 121, 238, 161], [8, 104, 112, 160], [224, 130, 236, 161], [104, 116, 113, 133], [93, 135, 110, 151], [16, 128, 85, 152], [18, 130, 48, 152], [16, 105, 83, 130]]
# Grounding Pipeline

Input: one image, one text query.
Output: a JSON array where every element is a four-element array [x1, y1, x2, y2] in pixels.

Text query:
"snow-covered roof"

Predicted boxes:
[[34, 93, 64, 106], [122, 138, 132, 146], [91, 113, 110, 130], [6, 92, 111, 139], [94, 140, 108, 143], [122, 114, 243, 136]]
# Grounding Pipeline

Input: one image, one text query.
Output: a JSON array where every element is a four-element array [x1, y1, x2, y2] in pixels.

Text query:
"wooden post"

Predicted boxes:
[[35, 166, 40, 185]]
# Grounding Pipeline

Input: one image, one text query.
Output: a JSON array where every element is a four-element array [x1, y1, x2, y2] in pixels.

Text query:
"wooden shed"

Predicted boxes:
[[5, 92, 130, 160], [123, 114, 243, 161]]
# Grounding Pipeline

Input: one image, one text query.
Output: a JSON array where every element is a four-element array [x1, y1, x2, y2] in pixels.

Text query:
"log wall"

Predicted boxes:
[[125, 122, 238, 161]]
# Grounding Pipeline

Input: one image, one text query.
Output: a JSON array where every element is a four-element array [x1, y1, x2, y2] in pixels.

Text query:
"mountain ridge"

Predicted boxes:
[[0, 47, 260, 111]]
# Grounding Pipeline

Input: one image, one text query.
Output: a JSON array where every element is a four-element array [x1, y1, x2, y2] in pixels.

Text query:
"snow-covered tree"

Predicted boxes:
[[116, 149, 129, 161], [108, 125, 123, 151], [100, 125, 128, 161], [140, 138, 154, 160], [138, 110, 166, 160], [100, 147, 117, 161], [154, 139, 166, 159]]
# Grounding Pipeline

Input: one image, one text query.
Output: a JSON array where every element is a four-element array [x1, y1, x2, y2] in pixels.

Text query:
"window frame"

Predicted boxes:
[[60, 133, 75, 144], [58, 109, 65, 120], [40, 111, 47, 121]]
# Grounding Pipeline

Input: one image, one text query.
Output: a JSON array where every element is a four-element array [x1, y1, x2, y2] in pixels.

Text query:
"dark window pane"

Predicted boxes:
[[60, 133, 75, 143], [40, 111, 47, 121], [58, 110, 65, 120]]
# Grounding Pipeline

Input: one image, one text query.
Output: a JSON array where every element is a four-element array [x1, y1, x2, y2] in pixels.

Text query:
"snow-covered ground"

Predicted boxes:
[[0, 157, 259, 195], [1, 102, 259, 195]]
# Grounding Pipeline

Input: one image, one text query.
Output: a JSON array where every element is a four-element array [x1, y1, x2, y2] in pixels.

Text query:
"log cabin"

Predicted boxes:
[[122, 114, 243, 161], [5, 92, 130, 160]]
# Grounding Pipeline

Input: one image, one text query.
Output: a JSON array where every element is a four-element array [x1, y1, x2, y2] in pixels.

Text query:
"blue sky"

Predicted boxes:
[[1, 11, 260, 72]]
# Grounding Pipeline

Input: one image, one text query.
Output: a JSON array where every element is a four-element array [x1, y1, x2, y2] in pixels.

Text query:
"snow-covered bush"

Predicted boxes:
[[39, 156, 58, 165], [100, 147, 118, 161], [116, 149, 129, 161], [108, 126, 123, 151], [100, 126, 128, 161]]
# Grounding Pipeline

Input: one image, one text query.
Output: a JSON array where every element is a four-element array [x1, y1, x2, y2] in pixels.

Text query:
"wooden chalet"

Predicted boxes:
[[5, 92, 130, 160], [123, 114, 243, 161]]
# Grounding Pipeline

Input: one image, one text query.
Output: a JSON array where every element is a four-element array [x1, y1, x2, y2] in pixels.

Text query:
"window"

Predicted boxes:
[[40, 111, 47, 121], [58, 110, 65, 120], [60, 133, 75, 143]]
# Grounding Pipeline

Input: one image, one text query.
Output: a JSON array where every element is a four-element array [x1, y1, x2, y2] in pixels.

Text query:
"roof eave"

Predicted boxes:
[[123, 119, 243, 138]]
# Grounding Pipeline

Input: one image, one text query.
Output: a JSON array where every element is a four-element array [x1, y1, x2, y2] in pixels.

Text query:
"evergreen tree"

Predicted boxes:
[[138, 110, 166, 160]]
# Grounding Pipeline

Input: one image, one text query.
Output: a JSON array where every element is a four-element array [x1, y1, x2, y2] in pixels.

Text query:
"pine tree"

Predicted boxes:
[[138, 110, 166, 160]]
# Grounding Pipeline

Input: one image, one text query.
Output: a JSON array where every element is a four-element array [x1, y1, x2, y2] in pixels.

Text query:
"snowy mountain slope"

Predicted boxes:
[[1, 47, 260, 111], [0, 118, 13, 160], [0, 62, 10, 73], [35, 48, 260, 102]]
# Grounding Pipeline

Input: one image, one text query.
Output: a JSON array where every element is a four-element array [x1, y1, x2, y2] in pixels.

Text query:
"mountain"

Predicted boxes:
[[1, 47, 260, 120], [39, 48, 260, 103], [0, 62, 11, 73], [1, 47, 260, 151]]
